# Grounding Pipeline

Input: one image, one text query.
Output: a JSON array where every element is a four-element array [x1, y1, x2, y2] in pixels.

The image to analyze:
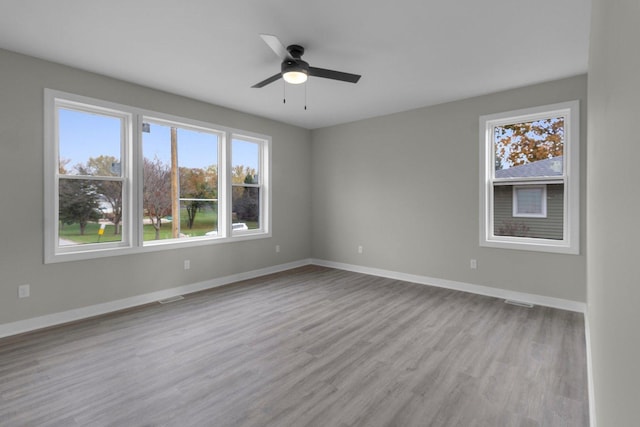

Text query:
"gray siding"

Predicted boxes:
[[493, 184, 564, 240]]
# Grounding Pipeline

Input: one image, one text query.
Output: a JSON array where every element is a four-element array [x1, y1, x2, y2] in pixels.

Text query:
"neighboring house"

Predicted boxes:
[[494, 156, 564, 240]]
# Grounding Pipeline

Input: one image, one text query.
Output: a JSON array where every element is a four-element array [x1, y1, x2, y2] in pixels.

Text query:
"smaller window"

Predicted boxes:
[[231, 137, 265, 235], [479, 100, 579, 254], [513, 186, 547, 218]]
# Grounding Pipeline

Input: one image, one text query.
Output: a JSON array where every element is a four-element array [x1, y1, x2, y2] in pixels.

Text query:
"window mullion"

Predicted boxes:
[[220, 131, 230, 237], [231, 183, 261, 188], [493, 177, 564, 186]]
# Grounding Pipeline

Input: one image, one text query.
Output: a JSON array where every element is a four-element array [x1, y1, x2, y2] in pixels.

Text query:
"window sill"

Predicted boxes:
[[45, 231, 271, 264], [480, 237, 579, 255]]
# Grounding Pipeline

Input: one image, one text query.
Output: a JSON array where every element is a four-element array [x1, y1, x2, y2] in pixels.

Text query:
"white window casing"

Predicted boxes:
[[479, 100, 579, 254]]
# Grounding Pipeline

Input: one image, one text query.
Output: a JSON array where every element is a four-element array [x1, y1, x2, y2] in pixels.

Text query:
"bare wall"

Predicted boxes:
[[0, 49, 312, 324], [311, 75, 587, 302], [587, 0, 640, 424]]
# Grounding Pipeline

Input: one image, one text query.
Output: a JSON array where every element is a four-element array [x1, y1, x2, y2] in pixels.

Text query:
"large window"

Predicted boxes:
[[45, 90, 271, 263], [479, 101, 579, 254]]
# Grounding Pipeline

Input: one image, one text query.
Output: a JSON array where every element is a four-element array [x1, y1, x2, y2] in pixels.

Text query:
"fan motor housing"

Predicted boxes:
[[286, 44, 305, 59]]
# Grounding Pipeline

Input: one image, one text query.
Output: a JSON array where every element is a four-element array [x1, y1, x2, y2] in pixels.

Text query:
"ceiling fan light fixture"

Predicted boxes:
[[281, 58, 309, 84], [283, 70, 308, 84]]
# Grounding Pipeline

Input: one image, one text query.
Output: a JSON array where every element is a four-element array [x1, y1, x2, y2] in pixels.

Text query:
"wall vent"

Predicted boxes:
[[158, 295, 184, 304], [504, 299, 534, 308]]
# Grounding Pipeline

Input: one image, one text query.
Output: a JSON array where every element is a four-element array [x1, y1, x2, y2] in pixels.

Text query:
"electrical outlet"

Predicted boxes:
[[184, 260, 190, 270], [470, 259, 477, 269], [358, 245, 363, 254], [18, 284, 30, 298], [275, 245, 280, 253]]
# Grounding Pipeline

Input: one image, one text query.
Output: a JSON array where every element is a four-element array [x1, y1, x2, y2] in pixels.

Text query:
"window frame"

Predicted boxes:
[[139, 115, 225, 247], [479, 100, 579, 254], [44, 89, 271, 263], [52, 100, 133, 254], [230, 135, 267, 237]]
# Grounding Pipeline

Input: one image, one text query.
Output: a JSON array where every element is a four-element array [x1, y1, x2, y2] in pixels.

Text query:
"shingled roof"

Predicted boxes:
[[495, 156, 563, 178]]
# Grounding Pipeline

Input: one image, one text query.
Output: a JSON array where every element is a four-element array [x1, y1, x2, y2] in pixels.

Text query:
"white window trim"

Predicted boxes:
[[479, 100, 579, 254], [512, 185, 547, 218], [44, 89, 271, 264]]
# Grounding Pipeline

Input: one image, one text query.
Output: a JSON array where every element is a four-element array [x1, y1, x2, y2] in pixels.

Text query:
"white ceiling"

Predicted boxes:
[[0, 0, 591, 129]]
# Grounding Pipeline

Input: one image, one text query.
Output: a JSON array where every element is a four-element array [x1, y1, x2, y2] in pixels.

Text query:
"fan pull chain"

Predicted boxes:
[[304, 81, 307, 110], [283, 80, 286, 104]]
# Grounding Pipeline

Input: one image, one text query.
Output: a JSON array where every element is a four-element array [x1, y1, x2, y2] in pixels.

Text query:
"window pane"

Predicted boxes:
[[493, 184, 564, 240], [232, 139, 259, 184], [494, 117, 564, 178], [232, 186, 260, 230], [142, 122, 219, 241], [231, 139, 261, 232], [58, 108, 122, 176], [58, 178, 123, 245], [181, 201, 218, 237]]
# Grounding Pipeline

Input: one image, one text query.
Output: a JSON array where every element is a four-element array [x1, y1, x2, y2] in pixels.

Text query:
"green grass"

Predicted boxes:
[[144, 208, 218, 241], [59, 222, 122, 244], [60, 208, 258, 244]]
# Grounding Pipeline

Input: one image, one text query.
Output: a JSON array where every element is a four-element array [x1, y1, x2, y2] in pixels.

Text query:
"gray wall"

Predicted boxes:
[[311, 75, 587, 302], [587, 0, 640, 425], [0, 49, 312, 324]]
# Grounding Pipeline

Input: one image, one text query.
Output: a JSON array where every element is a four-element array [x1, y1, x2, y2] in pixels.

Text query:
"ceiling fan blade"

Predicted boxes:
[[260, 34, 291, 60], [309, 67, 361, 84], [251, 72, 282, 88]]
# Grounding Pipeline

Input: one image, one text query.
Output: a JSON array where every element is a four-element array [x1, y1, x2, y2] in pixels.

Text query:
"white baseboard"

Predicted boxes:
[[0, 259, 313, 339], [0, 257, 586, 339], [311, 258, 586, 313]]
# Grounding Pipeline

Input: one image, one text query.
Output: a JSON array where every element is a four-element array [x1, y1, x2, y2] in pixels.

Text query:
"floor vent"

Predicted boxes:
[[504, 299, 534, 308], [158, 295, 184, 304]]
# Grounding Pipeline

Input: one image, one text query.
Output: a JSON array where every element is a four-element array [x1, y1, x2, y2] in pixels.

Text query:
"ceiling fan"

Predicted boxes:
[[252, 34, 361, 88]]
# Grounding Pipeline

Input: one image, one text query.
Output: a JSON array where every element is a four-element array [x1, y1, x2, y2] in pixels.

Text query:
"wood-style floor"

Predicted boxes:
[[0, 266, 589, 426]]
